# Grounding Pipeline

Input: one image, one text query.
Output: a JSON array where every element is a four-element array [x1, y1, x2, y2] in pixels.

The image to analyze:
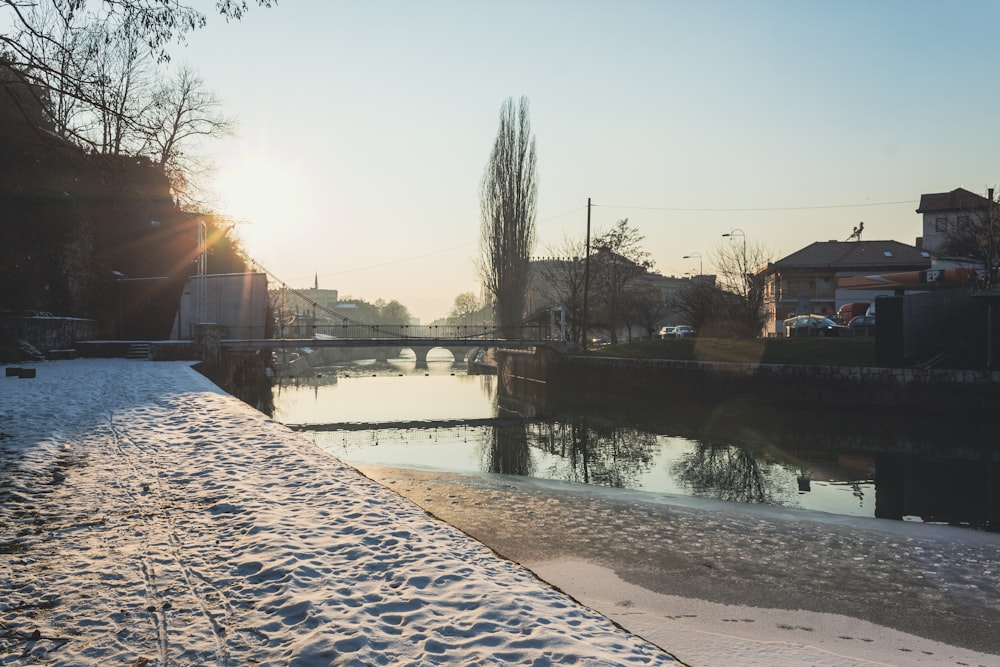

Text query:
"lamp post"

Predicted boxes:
[[722, 228, 748, 290], [722, 229, 746, 257], [682, 252, 702, 275]]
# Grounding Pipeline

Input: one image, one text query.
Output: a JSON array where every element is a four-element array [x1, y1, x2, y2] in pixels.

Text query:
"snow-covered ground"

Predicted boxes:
[[1, 359, 997, 666]]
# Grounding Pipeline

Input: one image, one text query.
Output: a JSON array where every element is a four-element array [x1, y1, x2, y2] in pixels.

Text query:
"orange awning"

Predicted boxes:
[[838, 268, 978, 290]]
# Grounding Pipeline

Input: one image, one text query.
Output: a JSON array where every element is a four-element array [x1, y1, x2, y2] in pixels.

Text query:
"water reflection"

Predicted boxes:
[[673, 444, 779, 505], [485, 422, 531, 476], [525, 418, 659, 489], [273, 359, 1000, 531]]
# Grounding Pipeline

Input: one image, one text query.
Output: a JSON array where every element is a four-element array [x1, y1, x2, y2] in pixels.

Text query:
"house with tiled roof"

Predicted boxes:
[[916, 187, 992, 254], [756, 240, 931, 336]]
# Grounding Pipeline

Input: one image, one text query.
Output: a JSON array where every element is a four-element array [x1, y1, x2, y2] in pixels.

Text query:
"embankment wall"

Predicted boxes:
[[1, 316, 99, 354], [499, 348, 1000, 416]]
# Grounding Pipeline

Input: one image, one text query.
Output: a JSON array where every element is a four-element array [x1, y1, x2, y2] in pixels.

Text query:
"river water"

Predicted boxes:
[[271, 351, 1000, 532]]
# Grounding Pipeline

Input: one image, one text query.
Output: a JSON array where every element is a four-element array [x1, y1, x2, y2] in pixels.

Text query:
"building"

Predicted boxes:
[[916, 187, 992, 255], [757, 240, 931, 336], [276, 286, 339, 320], [170, 272, 269, 339]]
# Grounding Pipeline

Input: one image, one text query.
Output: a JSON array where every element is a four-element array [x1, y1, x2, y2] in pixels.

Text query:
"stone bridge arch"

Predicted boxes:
[[402, 345, 475, 366]]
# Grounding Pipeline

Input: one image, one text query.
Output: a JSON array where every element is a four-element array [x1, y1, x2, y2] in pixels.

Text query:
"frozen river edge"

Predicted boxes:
[[1, 359, 998, 666], [358, 466, 1000, 666]]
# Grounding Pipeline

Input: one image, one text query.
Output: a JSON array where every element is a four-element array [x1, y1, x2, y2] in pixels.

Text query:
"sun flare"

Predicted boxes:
[[213, 153, 304, 252]]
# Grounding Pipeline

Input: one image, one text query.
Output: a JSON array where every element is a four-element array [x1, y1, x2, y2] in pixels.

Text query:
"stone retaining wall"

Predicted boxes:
[[500, 348, 1000, 416], [1, 316, 99, 354]]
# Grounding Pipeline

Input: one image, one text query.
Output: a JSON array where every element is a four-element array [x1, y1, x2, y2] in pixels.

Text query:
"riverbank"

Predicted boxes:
[[497, 346, 1000, 417], [3, 360, 999, 666], [361, 466, 1000, 666], [0, 360, 675, 665]]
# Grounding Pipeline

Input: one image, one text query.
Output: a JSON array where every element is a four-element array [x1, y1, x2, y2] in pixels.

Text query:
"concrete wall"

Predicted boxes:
[[2, 316, 99, 353], [172, 272, 268, 340], [499, 348, 1000, 417]]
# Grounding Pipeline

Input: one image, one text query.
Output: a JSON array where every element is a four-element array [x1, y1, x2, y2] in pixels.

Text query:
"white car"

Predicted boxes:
[[659, 325, 695, 339], [673, 325, 696, 338]]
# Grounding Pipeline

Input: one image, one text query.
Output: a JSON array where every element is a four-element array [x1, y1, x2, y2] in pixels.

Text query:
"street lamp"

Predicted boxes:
[[682, 252, 702, 275], [722, 228, 746, 249], [723, 229, 750, 291]]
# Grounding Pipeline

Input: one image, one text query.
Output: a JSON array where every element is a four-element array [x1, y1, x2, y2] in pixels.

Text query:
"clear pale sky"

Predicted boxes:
[[180, 0, 1000, 323]]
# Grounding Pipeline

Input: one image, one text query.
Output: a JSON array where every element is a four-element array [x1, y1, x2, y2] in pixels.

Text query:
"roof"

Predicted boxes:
[[916, 187, 991, 214], [766, 240, 931, 272]]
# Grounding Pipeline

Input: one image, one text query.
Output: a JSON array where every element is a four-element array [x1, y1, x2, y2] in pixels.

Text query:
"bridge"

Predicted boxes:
[[221, 336, 556, 365], [217, 323, 566, 366]]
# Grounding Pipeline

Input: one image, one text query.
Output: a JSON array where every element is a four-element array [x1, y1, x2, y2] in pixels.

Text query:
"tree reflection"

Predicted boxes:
[[528, 417, 658, 489], [671, 443, 776, 504], [484, 422, 532, 476]]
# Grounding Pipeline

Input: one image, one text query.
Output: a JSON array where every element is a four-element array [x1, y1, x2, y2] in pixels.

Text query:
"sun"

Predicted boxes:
[[212, 153, 304, 250]]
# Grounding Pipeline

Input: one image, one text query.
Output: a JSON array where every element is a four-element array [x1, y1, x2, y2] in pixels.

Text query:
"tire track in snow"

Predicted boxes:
[[107, 410, 232, 667]]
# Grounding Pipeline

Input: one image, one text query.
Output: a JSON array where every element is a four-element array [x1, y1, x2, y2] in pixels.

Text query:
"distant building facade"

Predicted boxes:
[[277, 286, 339, 319], [526, 254, 712, 340], [916, 187, 992, 255], [757, 240, 931, 336]]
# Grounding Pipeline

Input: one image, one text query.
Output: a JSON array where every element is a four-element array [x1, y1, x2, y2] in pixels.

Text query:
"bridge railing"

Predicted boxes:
[[221, 323, 555, 341], [306, 324, 551, 340]]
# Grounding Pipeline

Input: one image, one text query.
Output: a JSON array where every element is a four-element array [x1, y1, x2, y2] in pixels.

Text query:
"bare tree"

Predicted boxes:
[[623, 281, 667, 340], [138, 64, 235, 205], [672, 279, 746, 338], [85, 26, 156, 155], [2, 1, 274, 68], [1, 0, 266, 159], [479, 96, 537, 338], [713, 234, 770, 337], [590, 219, 653, 343], [538, 235, 589, 344], [12, 3, 91, 139]]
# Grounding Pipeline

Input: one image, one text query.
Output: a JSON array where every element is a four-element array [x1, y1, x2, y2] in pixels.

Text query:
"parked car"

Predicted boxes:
[[673, 325, 696, 338], [836, 302, 870, 325], [659, 325, 696, 339], [783, 314, 848, 337], [848, 315, 876, 336]]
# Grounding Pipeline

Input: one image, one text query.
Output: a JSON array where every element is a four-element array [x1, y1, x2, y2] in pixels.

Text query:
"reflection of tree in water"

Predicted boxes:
[[672, 442, 779, 504], [478, 375, 496, 404], [529, 417, 658, 489], [485, 422, 532, 476]]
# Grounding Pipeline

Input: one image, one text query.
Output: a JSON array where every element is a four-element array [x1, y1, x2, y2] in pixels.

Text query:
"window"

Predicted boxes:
[[935, 217, 949, 232], [786, 279, 815, 292]]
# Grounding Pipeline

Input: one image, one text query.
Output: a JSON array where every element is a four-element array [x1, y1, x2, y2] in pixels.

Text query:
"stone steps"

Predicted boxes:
[[126, 343, 151, 360]]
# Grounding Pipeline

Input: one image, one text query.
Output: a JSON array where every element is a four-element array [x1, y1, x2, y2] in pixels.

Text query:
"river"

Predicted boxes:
[[270, 350, 1000, 532]]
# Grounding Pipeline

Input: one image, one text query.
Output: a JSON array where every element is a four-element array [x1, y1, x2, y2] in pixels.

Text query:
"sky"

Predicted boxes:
[[175, 0, 1000, 323]]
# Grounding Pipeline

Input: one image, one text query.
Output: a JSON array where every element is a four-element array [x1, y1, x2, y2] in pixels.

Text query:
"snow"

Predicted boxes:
[[1, 359, 998, 666]]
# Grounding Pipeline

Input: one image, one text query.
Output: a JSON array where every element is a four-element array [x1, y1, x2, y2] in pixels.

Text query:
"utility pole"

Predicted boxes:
[[582, 197, 592, 351]]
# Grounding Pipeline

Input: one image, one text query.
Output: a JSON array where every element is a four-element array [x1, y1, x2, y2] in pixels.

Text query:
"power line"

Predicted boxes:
[[538, 205, 587, 223], [592, 199, 916, 213], [313, 242, 475, 281], [296, 206, 585, 283], [263, 197, 911, 289]]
